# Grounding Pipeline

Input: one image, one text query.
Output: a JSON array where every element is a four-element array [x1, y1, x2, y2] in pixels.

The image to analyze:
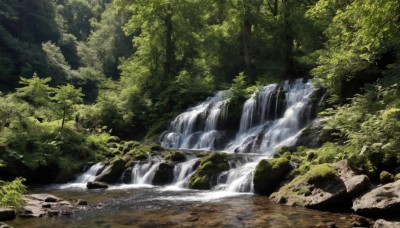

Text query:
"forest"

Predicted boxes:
[[0, 0, 400, 226]]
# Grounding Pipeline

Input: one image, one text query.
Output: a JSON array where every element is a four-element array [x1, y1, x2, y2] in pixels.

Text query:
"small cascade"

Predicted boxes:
[[75, 163, 104, 183], [160, 90, 231, 150], [171, 158, 199, 188], [131, 161, 162, 185]]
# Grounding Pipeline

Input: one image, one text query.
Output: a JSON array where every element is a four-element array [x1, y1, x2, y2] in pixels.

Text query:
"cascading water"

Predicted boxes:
[[160, 79, 317, 155], [75, 163, 105, 183], [69, 79, 320, 195], [160, 91, 230, 150]]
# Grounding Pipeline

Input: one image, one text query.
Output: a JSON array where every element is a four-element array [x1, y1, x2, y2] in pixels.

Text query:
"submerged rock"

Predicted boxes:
[[189, 153, 229, 190], [0, 209, 15, 221], [94, 158, 129, 184], [152, 163, 174, 185], [270, 160, 371, 209], [373, 219, 400, 228], [86, 181, 109, 189], [253, 158, 293, 195], [352, 180, 400, 217]]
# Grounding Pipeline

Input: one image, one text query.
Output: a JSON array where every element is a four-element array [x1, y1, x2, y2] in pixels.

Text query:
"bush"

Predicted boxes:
[[0, 177, 26, 209]]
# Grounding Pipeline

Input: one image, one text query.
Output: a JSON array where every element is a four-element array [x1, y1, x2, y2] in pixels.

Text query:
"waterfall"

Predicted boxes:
[[131, 161, 162, 185], [160, 78, 317, 155], [171, 158, 199, 188], [160, 90, 230, 150], [75, 163, 104, 183]]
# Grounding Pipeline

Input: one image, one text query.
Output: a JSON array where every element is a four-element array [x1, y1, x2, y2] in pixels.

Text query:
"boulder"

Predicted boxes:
[[166, 151, 186, 162], [76, 199, 87, 206], [94, 158, 129, 184], [352, 181, 400, 217], [121, 167, 133, 184], [189, 153, 229, 190], [270, 160, 371, 209], [152, 163, 174, 185], [253, 158, 293, 195], [86, 181, 109, 189], [373, 219, 400, 228], [380, 171, 394, 184], [0, 209, 15, 221]]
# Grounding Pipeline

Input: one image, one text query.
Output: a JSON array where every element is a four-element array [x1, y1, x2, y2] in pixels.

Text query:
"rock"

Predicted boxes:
[[0, 209, 15, 221], [76, 199, 87, 206], [121, 167, 133, 184], [47, 210, 60, 217], [380, 171, 394, 184], [352, 217, 370, 227], [189, 153, 229, 190], [253, 158, 293, 195], [94, 158, 129, 184], [19, 206, 46, 218], [294, 119, 338, 148], [41, 203, 51, 208], [352, 180, 400, 217], [270, 160, 371, 209], [373, 219, 400, 228], [86, 181, 109, 189], [0, 223, 11, 228], [28, 194, 61, 203], [152, 163, 174, 185], [395, 173, 400, 181], [166, 151, 186, 162]]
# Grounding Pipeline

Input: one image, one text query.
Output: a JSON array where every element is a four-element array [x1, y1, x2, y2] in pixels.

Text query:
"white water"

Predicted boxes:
[[63, 79, 319, 195], [57, 162, 104, 189]]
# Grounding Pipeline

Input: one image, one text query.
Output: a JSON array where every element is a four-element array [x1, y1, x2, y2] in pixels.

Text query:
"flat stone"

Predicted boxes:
[[87, 181, 109, 189], [28, 194, 61, 203], [0, 209, 16, 221]]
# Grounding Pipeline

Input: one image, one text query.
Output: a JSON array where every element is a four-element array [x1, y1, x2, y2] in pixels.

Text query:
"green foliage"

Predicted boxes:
[[17, 74, 52, 106], [0, 177, 26, 209]]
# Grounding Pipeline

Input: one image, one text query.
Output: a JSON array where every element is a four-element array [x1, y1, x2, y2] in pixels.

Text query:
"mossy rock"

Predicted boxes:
[[304, 164, 337, 185], [253, 158, 293, 195], [152, 163, 174, 185], [166, 151, 186, 162], [125, 144, 151, 160], [395, 173, 400, 181], [380, 171, 394, 184], [189, 153, 229, 190], [94, 158, 129, 184]]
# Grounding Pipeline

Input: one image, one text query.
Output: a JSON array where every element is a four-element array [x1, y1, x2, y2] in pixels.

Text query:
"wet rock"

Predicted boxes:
[[373, 219, 400, 228], [0, 209, 15, 221], [352, 181, 400, 217], [166, 151, 186, 162], [189, 153, 229, 190], [253, 158, 293, 195], [47, 210, 60, 217], [87, 181, 109, 189], [294, 119, 338, 148], [94, 158, 129, 184], [121, 167, 133, 184], [152, 163, 174, 185], [19, 206, 46, 218], [270, 160, 371, 209], [76, 199, 88, 206]]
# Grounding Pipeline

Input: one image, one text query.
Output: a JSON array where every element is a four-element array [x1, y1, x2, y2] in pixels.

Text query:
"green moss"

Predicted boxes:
[[296, 186, 312, 196], [395, 173, 400, 181], [125, 143, 151, 160], [304, 164, 337, 184], [380, 171, 394, 184], [166, 151, 186, 162]]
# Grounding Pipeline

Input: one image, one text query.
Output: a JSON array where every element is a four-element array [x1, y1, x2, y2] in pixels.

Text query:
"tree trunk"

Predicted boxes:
[[61, 106, 66, 131], [164, 3, 174, 79]]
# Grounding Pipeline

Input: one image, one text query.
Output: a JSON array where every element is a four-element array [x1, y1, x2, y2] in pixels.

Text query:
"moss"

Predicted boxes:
[[125, 144, 151, 160], [380, 171, 394, 184], [296, 186, 312, 196], [166, 151, 186, 162], [395, 173, 400, 181], [253, 158, 293, 195], [304, 164, 337, 184], [189, 152, 229, 190]]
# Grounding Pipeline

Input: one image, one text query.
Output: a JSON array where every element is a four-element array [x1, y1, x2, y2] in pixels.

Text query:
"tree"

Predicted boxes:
[[53, 84, 83, 131], [16, 73, 52, 107]]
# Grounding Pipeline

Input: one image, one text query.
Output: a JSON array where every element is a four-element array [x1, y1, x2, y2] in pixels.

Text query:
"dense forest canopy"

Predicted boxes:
[[0, 0, 399, 188]]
